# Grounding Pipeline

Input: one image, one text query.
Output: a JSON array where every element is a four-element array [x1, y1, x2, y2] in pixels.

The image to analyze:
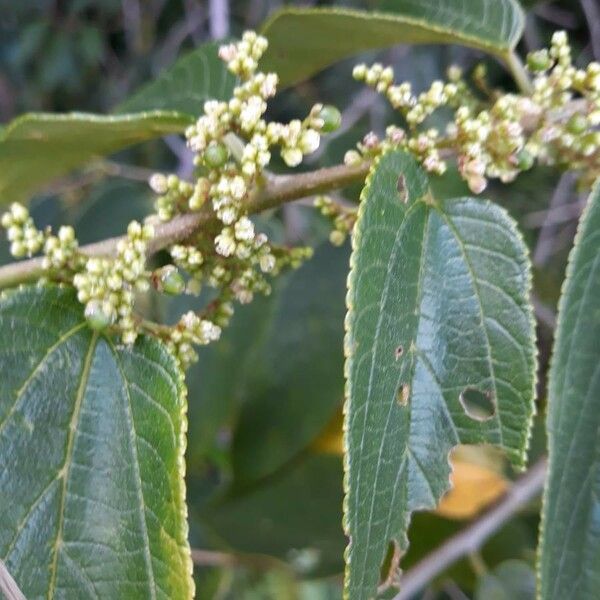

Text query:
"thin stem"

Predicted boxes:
[[0, 89, 585, 292], [505, 51, 533, 95], [190, 548, 290, 572], [0, 161, 371, 290], [393, 458, 547, 600]]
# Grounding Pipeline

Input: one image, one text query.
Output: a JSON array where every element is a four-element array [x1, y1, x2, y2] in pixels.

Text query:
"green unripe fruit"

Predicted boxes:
[[516, 149, 534, 171], [566, 113, 588, 135], [156, 265, 186, 295], [204, 142, 229, 168], [527, 50, 551, 72], [85, 300, 113, 330], [318, 105, 342, 132]]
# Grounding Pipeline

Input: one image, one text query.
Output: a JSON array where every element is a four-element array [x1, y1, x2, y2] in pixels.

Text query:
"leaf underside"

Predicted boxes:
[[0, 285, 193, 599], [260, 0, 524, 87], [0, 40, 236, 206], [343, 150, 536, 599], [0, 112, 190, 205], [538, 183, 600, 599]]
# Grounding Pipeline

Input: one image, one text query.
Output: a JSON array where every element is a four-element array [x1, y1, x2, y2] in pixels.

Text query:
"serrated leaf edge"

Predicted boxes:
[[0, 284, 195, 598], [342, 150, 537, 598], [535, 179, 600, 600]]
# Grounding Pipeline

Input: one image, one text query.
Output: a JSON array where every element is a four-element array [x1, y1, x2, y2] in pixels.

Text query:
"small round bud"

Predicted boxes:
[[527, 50, 552, 72], [1, 212, 12, 228], [10, 203, 28, 223], [329, 230, 346, 246], [447, 65, 462, 82], [566, 113, 587, 135], [318, 105, 342, 133], [155, 266, 186, 295], [352, 64, 367, 80], [204, 142, 230, 168], [85, 300, 113, 331], [149, 173, 168, 194], [516, 149, 534, 171]]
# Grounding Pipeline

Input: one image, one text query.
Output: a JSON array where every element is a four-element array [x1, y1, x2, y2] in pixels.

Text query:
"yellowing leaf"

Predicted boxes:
[[436, 458, 508, 520], [311, 408, 344, 455]]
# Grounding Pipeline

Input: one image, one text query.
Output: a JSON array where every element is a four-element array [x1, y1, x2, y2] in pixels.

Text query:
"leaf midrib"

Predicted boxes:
[[0, 322, 87, 439], [108, 340, 158, 600], [47, 331, 99, 599]]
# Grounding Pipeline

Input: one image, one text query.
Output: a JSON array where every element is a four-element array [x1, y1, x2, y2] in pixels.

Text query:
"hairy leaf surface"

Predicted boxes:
[[117, 42, 235, 116], [0, 286, 193, 599], [344, 150, 536, 598], [538, 183, 600, 599], [261, 0, 524, 86], [0, 112, 190, 205]]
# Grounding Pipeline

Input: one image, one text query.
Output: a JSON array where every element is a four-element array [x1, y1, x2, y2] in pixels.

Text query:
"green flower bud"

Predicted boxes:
[[318, 105, 342, 132], [566, 113, 587, 135], [516, 149, 534, 171], [85, 300, 113, 330], [204, 142, 229, 168], [155, 265, 186, 295], [527, 50, 551, 72]]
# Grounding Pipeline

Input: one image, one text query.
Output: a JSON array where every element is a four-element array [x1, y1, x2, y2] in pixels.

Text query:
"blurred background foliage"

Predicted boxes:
[[0, 0, 597, 598]]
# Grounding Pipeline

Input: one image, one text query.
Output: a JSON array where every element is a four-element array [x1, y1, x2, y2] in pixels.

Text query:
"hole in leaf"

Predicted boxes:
[[378, 540, 402, 594], [396, 383, 410, 407], [459, 387, 495, 421], [394, 345, 404, 360], [397, 175, 408, 203]]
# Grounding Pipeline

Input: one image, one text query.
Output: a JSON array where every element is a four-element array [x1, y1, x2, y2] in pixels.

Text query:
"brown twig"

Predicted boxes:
[[0, 161, 371, 289], [0, 93, 587, 291]]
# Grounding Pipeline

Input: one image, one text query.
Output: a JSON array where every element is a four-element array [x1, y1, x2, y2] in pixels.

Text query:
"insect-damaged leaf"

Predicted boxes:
[[344, 149, 536, 598]]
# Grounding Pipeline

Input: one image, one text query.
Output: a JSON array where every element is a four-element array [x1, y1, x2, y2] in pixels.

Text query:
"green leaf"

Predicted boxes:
[[476, 560, 535, 600], [68, 180, 153, 244], [116, 42, 236, 116], [204, 453, 346, 577], [344, 150, 536, 598], [538, 183, 600, 599], [0, 111, 190, 205], [232, 243, 348, 485], [260, 0, 524, 86], [0, 285, 193, 598], [183, 294, 274, 466], [175, 242, 347, 476]]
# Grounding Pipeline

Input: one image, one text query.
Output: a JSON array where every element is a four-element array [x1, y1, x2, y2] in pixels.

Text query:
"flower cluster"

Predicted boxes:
[[181, 31, 339, 228], [166, 311, 222, 368], [42, 226, 80, 271], [349, 31, 600, 192], [314, 195, 357, 247], [149, 174, 196, 220], [1, 203, 44, 258], [140, 31, 341, 362], [73, 221, 153, 344], [0, 31, 341, 366]]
